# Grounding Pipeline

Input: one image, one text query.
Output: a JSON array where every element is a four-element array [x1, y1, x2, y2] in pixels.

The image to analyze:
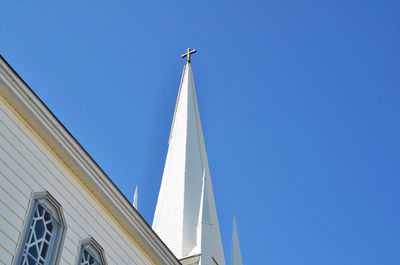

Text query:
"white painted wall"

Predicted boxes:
[[0, 94, 155, 265]]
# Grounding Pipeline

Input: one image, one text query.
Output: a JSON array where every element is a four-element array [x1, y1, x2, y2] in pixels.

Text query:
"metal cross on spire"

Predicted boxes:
[[181, 48, 197, 63]]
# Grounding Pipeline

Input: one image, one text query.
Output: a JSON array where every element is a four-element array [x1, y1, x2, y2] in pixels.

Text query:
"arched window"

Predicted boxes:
[[77, 237, 107, 265], [14, 191, 66, 265]]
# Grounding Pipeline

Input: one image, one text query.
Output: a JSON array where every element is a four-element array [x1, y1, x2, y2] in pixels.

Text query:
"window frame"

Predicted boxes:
[[13, 191, 67, 265], [76, 236, 108, 265]]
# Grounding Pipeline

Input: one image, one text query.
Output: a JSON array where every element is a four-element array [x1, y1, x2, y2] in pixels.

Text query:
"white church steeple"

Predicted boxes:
[[152, 53, 226, 265]]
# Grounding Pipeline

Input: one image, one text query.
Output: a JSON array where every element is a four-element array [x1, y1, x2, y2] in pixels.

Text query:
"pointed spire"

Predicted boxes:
[[133, 185, 138, 210], [231, 217, 243, 265], [153, 61, 226, 265]]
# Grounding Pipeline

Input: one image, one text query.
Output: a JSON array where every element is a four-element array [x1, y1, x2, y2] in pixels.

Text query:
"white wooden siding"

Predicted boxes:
[[0, 95, 155, 265]]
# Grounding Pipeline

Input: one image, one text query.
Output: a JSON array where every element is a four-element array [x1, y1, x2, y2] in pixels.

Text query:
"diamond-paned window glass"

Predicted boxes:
[[20, 204, 57, 265], [14, 192, 66, 265]]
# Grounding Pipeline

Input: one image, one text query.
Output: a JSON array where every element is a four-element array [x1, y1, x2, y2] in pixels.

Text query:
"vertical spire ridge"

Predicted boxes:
[[231, 217, 244, 265], [198, 170, 212, 225]]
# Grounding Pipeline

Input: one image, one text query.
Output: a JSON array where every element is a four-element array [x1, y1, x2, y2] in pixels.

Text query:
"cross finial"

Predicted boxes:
[[181, 48, 197, 63]]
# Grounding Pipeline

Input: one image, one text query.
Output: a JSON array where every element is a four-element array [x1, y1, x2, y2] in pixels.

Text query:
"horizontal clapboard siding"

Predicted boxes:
[[0, 95, 154, 265]]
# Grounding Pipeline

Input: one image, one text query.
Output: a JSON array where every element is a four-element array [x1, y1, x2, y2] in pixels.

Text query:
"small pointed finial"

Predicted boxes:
[[181, 48, 197, 63], [231, 216, 244, 265], [133, 185, 138, 210]]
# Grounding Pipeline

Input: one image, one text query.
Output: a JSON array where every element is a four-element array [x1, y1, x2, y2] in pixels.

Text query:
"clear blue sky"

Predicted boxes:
[[1, 1, 399, 264]]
